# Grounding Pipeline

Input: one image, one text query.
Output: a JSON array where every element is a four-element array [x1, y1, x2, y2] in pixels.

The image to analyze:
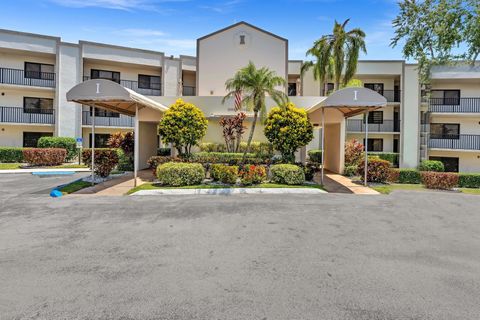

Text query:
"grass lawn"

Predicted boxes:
[[58, 180, 93, 195], [128, 182, 324, 195], [459, 188, 480, 195], [373, 183, 480, 195], [0, 163, 22, 170]]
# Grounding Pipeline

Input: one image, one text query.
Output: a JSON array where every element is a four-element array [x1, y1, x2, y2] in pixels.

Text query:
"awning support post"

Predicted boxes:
[[364, 111, 369, 187], [91, 104, 95, 186], [134, 103, 139, 188], [321, 107, 325, 185]]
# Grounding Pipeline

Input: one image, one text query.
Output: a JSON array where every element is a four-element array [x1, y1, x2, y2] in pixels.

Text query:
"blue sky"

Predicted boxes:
[[1, 0, 404, 60]]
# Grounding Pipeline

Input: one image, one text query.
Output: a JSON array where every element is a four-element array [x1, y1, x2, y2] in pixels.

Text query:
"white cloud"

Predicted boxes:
[[199, 0, 243, 13], [49, 0, 188, 11], [117, 28, 168, 37]]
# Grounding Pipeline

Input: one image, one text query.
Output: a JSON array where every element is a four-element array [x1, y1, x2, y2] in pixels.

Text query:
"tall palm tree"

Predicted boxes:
[[223, 62, 288, 161], [302, 19, 366, 92]]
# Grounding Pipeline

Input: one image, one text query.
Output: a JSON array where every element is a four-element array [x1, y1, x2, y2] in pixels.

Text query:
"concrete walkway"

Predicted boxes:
[[323, 172, 379, 195], [74, 170, 154, 196], [0, 168, 91, 174]]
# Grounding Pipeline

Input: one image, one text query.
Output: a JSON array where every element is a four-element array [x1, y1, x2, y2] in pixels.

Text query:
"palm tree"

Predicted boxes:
[[223, 62, 288, 161], [302, 19, 366, 92]]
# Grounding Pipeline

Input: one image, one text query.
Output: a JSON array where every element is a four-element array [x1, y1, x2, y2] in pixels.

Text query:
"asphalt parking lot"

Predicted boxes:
[[1, 174, 480, 319]]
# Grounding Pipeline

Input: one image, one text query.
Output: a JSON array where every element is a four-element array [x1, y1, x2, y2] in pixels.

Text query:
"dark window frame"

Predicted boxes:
[[363, 111, 384, 124], [24, 62, 54, 80], [430, 123, 460, 139], [288, 82, 297, 96], [431, 89, 461, 105], [90, 69, 121, 83], [89, 106, 120, 118], [138, 74, 161, 90], [23, 97, 54, 114], [364, 83, 385, 95], [363, 138, 383, 152], [23, 131, 53, 147], [88, 133, 111, 148], [429, 156, 459, 172]]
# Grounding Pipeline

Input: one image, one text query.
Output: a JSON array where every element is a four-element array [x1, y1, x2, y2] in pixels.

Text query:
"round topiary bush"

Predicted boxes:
[[156, 162, 205, 186], [418, 160, 444, 172], [270, 164, 305, 185]]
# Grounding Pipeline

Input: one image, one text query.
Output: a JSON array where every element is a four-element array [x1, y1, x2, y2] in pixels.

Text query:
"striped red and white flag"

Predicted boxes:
[[234, 90, 242, 111]]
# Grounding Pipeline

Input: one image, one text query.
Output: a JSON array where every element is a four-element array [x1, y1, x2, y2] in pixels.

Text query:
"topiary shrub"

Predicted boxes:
[[239, 165, 266, 186], [0, 147, 24, 163], [209, 164, 238, 184], [270, 164, 305, 185], [147, 156, 182, 174], [308, 149, 322, 163], [37, 137, 77, 161], [23, 148, 67, 166], [419, 160, 444, 172], [398, 169, 422, 184], [357, 158, 390, 183], [421, 172, 459, 190], [156, 162, 205, 186], [458, 173, 480, 188], [82, 148, 119, 177], [343, 165, 358, 177]]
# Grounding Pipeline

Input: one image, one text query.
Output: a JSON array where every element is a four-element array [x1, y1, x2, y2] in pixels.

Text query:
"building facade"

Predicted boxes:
[[0, 22, 479, 172]]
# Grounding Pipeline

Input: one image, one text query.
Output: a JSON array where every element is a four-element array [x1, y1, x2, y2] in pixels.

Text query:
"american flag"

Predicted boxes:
[[234, 90, 242, 111]]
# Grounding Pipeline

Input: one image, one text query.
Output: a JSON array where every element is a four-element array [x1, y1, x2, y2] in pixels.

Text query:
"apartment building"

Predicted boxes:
[[0, 22, 479, 172]]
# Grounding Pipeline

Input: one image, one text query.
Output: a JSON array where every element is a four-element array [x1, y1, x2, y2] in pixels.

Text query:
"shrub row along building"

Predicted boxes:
[[0, 22, 479, 173]]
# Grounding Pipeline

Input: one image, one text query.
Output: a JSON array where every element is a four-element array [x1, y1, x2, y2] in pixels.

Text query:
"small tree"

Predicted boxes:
[[158, 99, 208, 157], [345, 139, 365, 167], [264, 103, 313, 163], [219, 112, 247, 153]]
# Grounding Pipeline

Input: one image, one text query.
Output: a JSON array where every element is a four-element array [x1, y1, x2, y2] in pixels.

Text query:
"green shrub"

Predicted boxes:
[[239, 165, 266, 186], [370, 152, 399, 167], [299, 162, 321, 181], [37, 137, 77, 161], [418, 160, 445, 172], [156, 162, 205, 186], [210, 165, 238, 184], [270, 164, 305, 185], [421, 172, 458, 190], [0, 147, 24, 163], [357, 158, 390, 183], [239, 141, 274, 156], [458, 173, 480, 188], [82, 148, 119, 177], [343, 165, 358, 177], [398, 169, 422, 184], [388, 168, 400, 183], [23, 148, 67, 166], [199, 142, 226, 153], [116, 149, 133, 171], [157, 147, 171, 156], [189, 152, 268, 165], [308, 149, 322, 163], [147, 156, 182, 173]]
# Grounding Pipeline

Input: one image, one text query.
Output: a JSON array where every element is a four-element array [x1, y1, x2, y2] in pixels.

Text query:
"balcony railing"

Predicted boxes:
[[347, 119, 401, 132], [0, 68, 55, 88], [83, 76, 161, 96], [182, 86, 196, 96], [82, 111, 133, 127], [429, 98, 480, 113], [429, 134, 480, 150], [0, 106, 55, 124]]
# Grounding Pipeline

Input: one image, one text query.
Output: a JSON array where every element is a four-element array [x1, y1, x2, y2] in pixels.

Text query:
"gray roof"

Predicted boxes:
[[321, 87, 387, 117]]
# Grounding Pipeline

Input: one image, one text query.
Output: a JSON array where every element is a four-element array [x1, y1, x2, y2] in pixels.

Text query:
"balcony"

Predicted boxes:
[[0, 68, 55, 88], [429, 98, 480, 113], [82, 111, 133, 127], [381, 90, 401, 103], [347, 119, 400, 133], [0, 106, 55, 124], [182, 86, 196, 96], [83, 76, 161, 96], [429, 134, 480, 151]]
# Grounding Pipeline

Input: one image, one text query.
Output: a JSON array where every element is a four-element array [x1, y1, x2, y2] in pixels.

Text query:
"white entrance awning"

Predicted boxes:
[[320, 87, 387, 117]]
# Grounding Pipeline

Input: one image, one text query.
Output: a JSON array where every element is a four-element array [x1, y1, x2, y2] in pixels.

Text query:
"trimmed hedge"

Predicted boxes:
[[369, 152, 399, 167], [157, 162, 205, 186], [0, 147, 24, 163], [239, 165, 266, 186], [421, 172, 459, 190], [189, 152, 269, 165], [147, 156, 183, 173], [82, 148, 119, 177], [398, 169, 422, 184], [210, 164, 238, 184], [418, 160, 444, 172], [199, 141, 274, 156], [270, 164, 305, 185], [358, 158, 391, 183], [23, 148, 67, 166], [307, 149, 322, 163], [199, 142, 226, 153], [458, 173, 480, 188], [37, 137, 77, 161]]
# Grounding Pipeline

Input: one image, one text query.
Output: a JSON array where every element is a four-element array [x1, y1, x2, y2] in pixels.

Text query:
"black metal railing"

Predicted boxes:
[[381, 90, 401, 103], [0, 106, 55, 124], [83, 76, 161, 96], [82, 111, 133, 127], [0, 67, 55, 88], [429, 134, 480, 150], [347, 119, 401, 132], [429, 98, 480, 113], [182, 86, 196, 96]]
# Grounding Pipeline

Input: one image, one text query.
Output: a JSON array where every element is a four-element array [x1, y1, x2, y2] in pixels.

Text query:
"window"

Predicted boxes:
[[24, 62, 54, 80], [138, 75, 161, 90], [364, 83, 384, 95], [288, 83, 297, 96], [89, 107, 119, 118], [23, 97, 54, 114], [363, 111, 383, 124], [430, 123, 460, 139], [23, 132, 53, 147], [239, 35, 246, 45], [323, 83, 334, 95], [393, 139, 399, 153], [91, 69, 120, 83], [431, 90, 460, 105], [430, 156, 459, 172], [363, 138, 383, 152], [88, 133, 111, 148]]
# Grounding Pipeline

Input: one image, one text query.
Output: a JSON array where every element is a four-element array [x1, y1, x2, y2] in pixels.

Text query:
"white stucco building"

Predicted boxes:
[[0, 22, 479, 173]]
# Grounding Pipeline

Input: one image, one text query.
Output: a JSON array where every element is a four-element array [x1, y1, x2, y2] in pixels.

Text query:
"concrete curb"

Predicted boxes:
[[131, 188, 327, 196], [0, 168, 91, 174]]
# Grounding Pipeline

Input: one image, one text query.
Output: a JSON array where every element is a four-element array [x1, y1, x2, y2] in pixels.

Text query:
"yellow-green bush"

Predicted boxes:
[[156, 162, 205, 186], [270, 164, 305, 185]]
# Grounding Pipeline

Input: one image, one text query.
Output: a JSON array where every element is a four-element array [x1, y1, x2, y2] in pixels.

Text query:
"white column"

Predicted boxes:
[[91, 104, 95, 186], [364, 111, 369, 186], [321, 107, 325, 185], [134, 104, 139, 187]]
